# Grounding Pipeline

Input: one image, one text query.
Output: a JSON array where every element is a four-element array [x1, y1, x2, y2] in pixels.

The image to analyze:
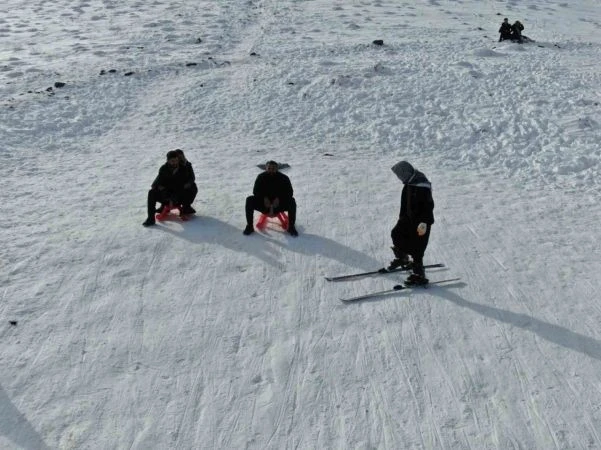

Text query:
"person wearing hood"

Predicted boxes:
[[388, 161, 435, 285]]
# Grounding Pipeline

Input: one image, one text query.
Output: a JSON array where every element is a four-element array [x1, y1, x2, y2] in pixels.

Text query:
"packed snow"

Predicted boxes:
[[2, 0, 601, 448]]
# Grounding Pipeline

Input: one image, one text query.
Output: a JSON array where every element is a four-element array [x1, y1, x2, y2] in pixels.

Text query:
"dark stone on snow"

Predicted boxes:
[[250, 52, 259, 56], [196, 38, 202, 43], [372, 39, 384, 46], [54, 82, 66, 88], [9, 320, 17, 326], [108, 69, 117, 73], [186, 62, 197, 66], [124, 71, 134, 76], [100, 70, 106, 75], [46, 87, 53, 92]]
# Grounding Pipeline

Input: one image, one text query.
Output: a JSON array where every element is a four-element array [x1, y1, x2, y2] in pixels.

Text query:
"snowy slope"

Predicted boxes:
[[2, 0, 601, 448]]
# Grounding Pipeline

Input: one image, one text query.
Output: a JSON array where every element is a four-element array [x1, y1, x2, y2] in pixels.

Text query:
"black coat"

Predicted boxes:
[[183, 161, 196, 184], [499, 22, 512, 39], [398, 183, 434, 226], [253, 172, 293, 201], [391, 178, 435, 257], [152, 163, 189, 193]]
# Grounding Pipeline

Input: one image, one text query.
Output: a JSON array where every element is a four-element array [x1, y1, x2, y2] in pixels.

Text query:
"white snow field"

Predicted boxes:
[[2, 0, 601, 448]]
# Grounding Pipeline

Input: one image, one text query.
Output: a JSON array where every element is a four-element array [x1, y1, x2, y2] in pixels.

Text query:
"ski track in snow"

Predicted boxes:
[[2, 0, 601, 449]]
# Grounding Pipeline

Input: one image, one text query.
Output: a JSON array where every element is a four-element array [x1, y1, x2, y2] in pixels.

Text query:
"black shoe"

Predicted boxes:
[[412, 263, 425, 278], [405, 273, 429, 286], [391, 246, 409, 259], [142, 218, 155, 227], [243, 225, 254, 235], [181, 205, 196, 215], [387, 258, 412, 271], [287, 225, 298, 237], [390, 247, 411, 268]]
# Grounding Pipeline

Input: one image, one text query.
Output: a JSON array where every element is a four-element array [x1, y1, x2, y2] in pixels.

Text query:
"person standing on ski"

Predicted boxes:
[[243, 160, 298, 236], [388, 161, 435, 285]]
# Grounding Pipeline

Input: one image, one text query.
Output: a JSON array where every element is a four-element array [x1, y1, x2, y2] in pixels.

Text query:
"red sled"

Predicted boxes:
[[256, 212, 289, 231], [155, 204, 192, 222]]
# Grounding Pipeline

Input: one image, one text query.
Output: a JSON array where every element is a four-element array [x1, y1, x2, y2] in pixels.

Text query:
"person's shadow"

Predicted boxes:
[[263, 229, 382, 271], [155, 219, 381, 273], [353, 282, 601, 361], [154, 216, 284, 269], [438, 289, 601, 361], [0, 384, 50, 450]]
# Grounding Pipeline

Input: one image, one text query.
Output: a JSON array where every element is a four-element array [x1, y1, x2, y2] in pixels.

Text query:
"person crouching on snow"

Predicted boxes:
[[142, 150, 189, 226], [511, 20, 524, 43], [243, 160, 298, 236], [388, 161, 435, 286]]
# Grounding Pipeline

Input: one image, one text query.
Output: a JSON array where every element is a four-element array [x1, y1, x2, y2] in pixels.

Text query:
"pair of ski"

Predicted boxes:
[[325, 263, 460, 302]]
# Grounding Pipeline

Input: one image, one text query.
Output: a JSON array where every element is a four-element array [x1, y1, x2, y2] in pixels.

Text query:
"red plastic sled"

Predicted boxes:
[[155, 204, 190, 222], [256, 212, 289, 231]]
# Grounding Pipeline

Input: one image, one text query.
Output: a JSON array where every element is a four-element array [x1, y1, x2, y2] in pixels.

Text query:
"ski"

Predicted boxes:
[[340, 277, 461, 302], [325, 263, 444, 282]]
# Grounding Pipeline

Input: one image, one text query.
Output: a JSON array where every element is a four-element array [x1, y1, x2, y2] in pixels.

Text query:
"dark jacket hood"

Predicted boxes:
[[391, 161, 431, 188]]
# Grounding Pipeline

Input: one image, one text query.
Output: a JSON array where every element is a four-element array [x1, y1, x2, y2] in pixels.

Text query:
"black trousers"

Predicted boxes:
[[181, 184, 198, 207], [391, 220, 431, 266], [147, 185, 197, 218], [245, 196, 296, 227]]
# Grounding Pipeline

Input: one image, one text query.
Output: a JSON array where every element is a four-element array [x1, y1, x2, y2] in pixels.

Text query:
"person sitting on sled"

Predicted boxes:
[[243, 160, 298, 236], [142, 150, 192, 226], [388, 161, 435, 286], [511, 20, 524, 43]]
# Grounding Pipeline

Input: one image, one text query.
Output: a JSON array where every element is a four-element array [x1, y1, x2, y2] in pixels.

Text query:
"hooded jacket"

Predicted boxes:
[[391, 161, 435, 226]]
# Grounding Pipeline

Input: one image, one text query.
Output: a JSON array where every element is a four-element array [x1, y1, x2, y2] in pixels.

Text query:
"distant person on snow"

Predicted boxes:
[[498, 18, 512, 41], [243, 160, 298, 236], [174, 149, 197, 215], [511, 20, 524, 43], [142, 150, 194, 227], [387, 161, 435, 286]]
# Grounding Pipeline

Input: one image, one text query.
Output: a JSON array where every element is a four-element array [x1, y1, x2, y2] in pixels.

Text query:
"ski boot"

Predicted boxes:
[[405, 273, 429, 286], [404, 261, 428, 286], [387, 246, 412, 271]]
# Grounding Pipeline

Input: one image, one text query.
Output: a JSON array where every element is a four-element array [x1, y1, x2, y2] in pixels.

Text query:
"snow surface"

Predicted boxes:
[[2, 0, 601, 448]]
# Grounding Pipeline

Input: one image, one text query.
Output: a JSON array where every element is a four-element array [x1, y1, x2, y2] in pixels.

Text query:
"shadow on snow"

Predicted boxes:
[[152, 217, 381, 272], [0, 384, 50, 450]]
